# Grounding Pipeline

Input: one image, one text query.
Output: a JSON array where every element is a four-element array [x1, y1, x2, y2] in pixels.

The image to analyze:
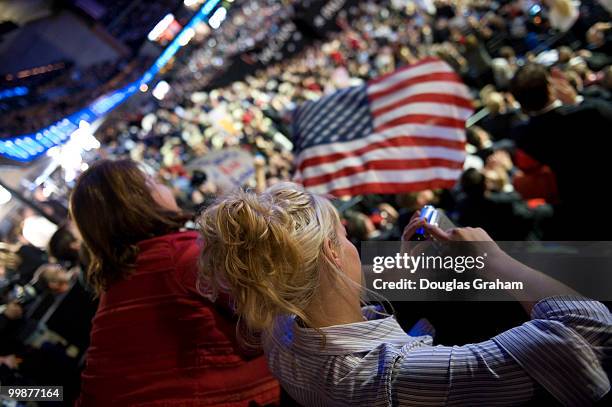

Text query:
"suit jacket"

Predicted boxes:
[[512, 99, 612, 239]]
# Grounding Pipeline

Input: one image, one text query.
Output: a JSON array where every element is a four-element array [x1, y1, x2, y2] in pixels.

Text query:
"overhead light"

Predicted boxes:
[[152, 80, 171, 100], [72, 121, 100, 151], [148, 13, 175, 41], [178, 27, 195, 46], [208, 7, 227, 29]]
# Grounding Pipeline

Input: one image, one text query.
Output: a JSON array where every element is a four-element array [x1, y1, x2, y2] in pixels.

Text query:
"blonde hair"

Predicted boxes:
[[197, 182, 343, 340], [0, 243, 21, 271], [484, 92, 506, 115], [551, 0, 573, 17]]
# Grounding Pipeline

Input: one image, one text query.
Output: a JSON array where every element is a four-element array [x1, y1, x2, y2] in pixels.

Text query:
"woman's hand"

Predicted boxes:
[[423, 224, 502, 261], [423, 225, 494, 242], [550, 69, 577, 105], [401, 211, 425, 241]]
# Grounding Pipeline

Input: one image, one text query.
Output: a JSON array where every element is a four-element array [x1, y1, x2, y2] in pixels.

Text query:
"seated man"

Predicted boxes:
[[510, 63, 612, 239]]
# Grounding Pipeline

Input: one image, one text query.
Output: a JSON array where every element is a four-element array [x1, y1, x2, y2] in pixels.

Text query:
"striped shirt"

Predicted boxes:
[[264, 297, 611, 406]]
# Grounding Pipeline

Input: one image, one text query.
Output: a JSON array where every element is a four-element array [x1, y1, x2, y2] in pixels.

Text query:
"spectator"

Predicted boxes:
[[455, 168, 542, 240], [70, 159, 279, 406], [0, 301, 26, 382], [544, 0, 580, 33], [198, 182, 611, 406], [479, 91, 524, 140], [510, 63, 612, 239], [582, 64, 612, 102], [35, 263, 73, 295], [491, 46, 518, 90], [586, 22, 612, 55], [47, 224, 81, 270]]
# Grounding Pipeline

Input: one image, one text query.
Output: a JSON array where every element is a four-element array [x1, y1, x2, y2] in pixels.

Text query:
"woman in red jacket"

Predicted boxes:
[[70, 159, 279, 406]]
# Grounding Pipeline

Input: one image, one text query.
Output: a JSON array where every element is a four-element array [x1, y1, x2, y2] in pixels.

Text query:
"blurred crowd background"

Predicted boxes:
[[1, 0, 611, 404]]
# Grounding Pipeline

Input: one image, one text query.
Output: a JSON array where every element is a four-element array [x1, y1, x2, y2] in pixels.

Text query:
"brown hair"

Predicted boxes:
[[70, 159, 189, 294], [510, 63, 551, 113]]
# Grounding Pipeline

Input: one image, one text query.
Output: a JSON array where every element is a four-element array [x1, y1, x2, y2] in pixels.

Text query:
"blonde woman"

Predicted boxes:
[[544, 0, 580, 32], [198, 182, 610, 406]]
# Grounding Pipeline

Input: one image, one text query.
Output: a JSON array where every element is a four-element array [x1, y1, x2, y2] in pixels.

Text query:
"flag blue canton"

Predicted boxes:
[[292, 85, 373, 152]]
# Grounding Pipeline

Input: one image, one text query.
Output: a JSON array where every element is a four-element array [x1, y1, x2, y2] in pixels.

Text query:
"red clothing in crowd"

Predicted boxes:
[[77, 231, 279, 406], [512, 149, 559, 204]]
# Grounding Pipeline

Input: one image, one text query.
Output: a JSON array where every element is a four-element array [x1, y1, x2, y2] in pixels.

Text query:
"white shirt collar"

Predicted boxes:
[[268, 306, 432, 356], [530, 99, 562, 116]]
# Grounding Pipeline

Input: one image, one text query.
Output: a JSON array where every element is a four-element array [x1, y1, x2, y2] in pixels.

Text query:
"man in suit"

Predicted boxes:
[[510, 63, 612, 239], [455, 168, 543, 240]]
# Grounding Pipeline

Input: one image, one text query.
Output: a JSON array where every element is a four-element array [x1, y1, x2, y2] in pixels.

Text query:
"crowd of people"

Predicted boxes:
[[0, 0, 203, 140], [98, 0, 185, 50], [94, 0, 612, 243], [0, 57, 153, 139], [1, 0, 612, 405]]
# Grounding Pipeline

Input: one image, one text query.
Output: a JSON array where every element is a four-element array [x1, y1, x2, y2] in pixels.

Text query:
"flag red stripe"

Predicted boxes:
[[368, 57, 443, 85], [374, 115, 466, 132], [302, 159, 464, 188], [368, 72, 461, 100], [295, 57, 471, 196], [299, 136, 465, 169], [327, 179, 458, 197], [371, 93, 474, 117]]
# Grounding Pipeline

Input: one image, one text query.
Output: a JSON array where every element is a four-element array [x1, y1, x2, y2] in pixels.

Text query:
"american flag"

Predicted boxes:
[[292, 58, 473, 196]]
